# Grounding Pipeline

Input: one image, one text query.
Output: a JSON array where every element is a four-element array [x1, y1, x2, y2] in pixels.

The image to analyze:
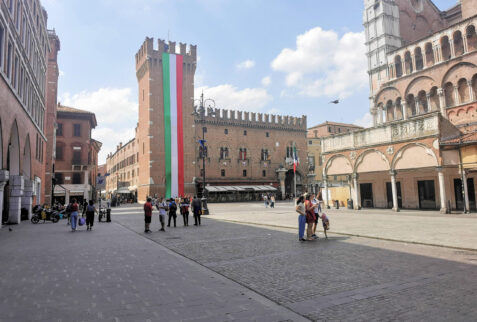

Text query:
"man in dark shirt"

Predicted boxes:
[[144, 197, 153, 233], [191, 196, 202, 226]]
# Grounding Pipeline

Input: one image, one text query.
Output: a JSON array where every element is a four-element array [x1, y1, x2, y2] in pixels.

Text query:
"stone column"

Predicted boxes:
[[414, 97, 420, 115], [437, 167, 448, 214], [462, 169, 470, 214], [0, 170, 9, 227], [422, 50, 427, 67], [426, 93, 432, 112], [390, 170, 399, 212], [463, 35, 468, 53], [402, 101, 408, 120], [438, 88, 447, 117], [8, 175, 24, 224], [276, 168, 287, 200], [467, 80, 474, 102], [454, 85, 460, 106], [65, 189, 70, 205], [372, 110, 378, 127], [411, 55, 416, 73], [449, 38, 455, 58], [393, 103, 397, 120], [434, 45, 440, 63], [378, 107, 383, 124], [352, 173, 360, 210], [323, 177, 329, 209], [21, 180, 34, 220]]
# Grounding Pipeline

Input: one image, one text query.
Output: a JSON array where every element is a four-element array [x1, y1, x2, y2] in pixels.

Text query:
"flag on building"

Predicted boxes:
[[162, 52, 184, 198], [293, 145, 299, 173]]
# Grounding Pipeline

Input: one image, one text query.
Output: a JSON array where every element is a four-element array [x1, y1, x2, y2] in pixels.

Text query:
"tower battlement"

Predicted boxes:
[[199, 108, 307, 131], [135, 37, 197, 68]]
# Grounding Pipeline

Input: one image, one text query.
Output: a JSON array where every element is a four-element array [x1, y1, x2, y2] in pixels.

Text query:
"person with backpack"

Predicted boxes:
[[70, 199, 79, 232], [191, 196, 202, 226], [85, 200, 98, 231], [180, 197, 190, 226], [167, 198, 178, 227]]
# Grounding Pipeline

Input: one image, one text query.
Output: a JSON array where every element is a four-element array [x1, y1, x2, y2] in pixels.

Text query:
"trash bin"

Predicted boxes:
[[347, 199, 353, 209], [334, 200, 339, 209], [106, 209, 111, 222]]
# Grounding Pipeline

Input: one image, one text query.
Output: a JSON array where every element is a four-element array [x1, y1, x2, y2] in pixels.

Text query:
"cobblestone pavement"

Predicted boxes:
[[111, 205, 477, 321], [0, 217, 307, 322], [205, 201, 477, 250]]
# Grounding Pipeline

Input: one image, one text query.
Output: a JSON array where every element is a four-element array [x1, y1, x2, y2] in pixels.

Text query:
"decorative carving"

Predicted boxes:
[[386, 146, 394, 155], [350, 151, 357, 160]]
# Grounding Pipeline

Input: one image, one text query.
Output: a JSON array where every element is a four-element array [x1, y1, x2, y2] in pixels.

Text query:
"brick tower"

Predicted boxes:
[[135, 38, 197, 201]]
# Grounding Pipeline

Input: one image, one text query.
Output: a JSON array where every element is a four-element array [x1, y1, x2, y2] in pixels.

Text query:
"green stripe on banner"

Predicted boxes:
[[162, 53, 172, 198]]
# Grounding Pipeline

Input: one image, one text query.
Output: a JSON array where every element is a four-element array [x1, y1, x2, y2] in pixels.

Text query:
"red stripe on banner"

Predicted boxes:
[[176, 55, 184, 196]]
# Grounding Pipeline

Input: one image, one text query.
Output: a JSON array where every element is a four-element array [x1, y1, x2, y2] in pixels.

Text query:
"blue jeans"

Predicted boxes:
[[298, 215, 306, 239], [71, 211, 78, 230]]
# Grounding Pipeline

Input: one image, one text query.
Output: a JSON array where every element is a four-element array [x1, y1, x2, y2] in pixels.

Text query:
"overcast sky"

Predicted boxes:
[[42, 0, 458, 164]]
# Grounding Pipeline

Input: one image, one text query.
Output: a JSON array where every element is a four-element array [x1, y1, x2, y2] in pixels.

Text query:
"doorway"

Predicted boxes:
[[386, 181, 402, 208], [454, 178, 476, 211], [418, 180, 436, 209], [360, 183, 373, 208]]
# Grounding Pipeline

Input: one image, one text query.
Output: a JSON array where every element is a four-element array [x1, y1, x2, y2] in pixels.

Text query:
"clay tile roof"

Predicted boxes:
[[441, 132, 477, 145], [308, 121, 363, 130], [57, 104, 97, 128]]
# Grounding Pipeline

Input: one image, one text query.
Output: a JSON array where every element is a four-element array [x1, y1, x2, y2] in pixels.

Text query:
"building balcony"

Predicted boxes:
[[321, 113, 446, 154]]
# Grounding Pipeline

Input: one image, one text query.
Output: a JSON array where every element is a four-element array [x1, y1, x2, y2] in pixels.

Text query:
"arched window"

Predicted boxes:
[[472, 74, 477, 101], [414, 47, 423, 71], [466, 25, 477, 52], [219, 147, 229, 160], [395, 98, 403, 119], [395, 55, 403, 77], [444, 82, 455, 107], [404, 51, 413, 74], [429, 87, 440, 111], [418, 90, 428, 113], [458, 78, 469, 103], [386, 100, 394, 122], [441, 36, 451, 60], [239, 148, 247, 160], [453, 30, 464, 56], [424, 42, 434, 67], [406, 94, 416, 116], [261, 149, 269, 161]]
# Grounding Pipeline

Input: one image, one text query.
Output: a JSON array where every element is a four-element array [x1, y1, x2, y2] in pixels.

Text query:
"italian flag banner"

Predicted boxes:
[[162, 53, 184, 198]]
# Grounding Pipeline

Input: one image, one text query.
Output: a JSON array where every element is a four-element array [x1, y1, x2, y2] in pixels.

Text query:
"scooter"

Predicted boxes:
[[31, 205, 60, 224]]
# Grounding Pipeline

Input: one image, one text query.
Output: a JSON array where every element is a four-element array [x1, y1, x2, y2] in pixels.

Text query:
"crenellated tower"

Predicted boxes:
[[135, 38, 197, 200]]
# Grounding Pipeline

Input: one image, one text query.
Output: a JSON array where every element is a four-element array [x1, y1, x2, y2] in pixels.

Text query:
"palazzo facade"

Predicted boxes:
[[322, 0, 477, 212]]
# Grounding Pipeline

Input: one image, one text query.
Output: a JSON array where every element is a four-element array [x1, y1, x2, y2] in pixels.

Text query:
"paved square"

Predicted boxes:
[[1, 203, 477, 321]]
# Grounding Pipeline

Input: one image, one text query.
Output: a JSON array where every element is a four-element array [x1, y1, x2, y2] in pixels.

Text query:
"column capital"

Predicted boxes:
[[389, 170, 397, 176], [0, 169, 9, 183], [436, 166, 445, 173], [437, 88, 444, 96], [467, 79, 473, 86], [352, 173, 359, 180]]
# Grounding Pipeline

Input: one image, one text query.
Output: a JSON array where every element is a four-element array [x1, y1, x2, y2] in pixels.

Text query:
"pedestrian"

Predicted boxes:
[[270, 195, 275, 208], [85, 200, 98, 231], [264, 194, 269, 208], [311, 194, 320, 238], [192, 195, 202, 226], [321, 213, 330, 239], [155, 197, 168, 231], [70, 198, 79, 232], [82, 200, 88, 217], [180, 197, 190, 226], [305, 194, 317, 240], [296, 196, 306, 242], [317, 191, 323, 213], [144, 197, 153, 233], [167, 198, 177, 227]]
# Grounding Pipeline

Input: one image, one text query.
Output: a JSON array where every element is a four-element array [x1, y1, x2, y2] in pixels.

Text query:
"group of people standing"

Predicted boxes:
[[295, 192, 329, 241], [263, 194, 276, 208], [143, 196, 203, 233]]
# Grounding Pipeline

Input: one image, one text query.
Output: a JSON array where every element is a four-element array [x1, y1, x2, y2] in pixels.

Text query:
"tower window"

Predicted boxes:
[[243, 170, 247, 177], [243, 130, 247, 136], [224, 129, 228, 135], [266, 132, 269, 137], [221, 169, 225, 177], [262, 170, 266, 177]]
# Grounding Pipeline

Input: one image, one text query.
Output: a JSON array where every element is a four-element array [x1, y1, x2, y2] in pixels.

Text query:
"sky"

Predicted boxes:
[[41, 0, 459, 164]]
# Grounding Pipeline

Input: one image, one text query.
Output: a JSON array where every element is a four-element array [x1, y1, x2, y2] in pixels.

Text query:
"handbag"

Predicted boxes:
[[78, 217, 85, 226]]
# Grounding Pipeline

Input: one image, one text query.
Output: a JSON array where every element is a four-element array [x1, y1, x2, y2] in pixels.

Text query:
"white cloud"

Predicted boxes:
[[261, 76, 272, 87], [59, 87, 138, 164], [59, 70, 65, 77], [354, 112, 373, 128], [271, 27, 367, 99], [236, 59, 255, 70], [195, 84, 272, 111]]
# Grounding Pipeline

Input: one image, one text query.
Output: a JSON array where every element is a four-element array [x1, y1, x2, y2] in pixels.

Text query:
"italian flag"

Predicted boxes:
[[162, 53, 184, 198]]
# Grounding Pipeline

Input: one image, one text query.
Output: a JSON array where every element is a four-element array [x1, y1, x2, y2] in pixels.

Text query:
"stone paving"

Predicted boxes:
[[112, 204, 477, 321], [2, 204, 477, 321]]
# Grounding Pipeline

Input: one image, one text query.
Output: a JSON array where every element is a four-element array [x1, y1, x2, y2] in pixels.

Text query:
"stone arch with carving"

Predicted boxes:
[[324, 154, 352, 176], [441, 62, 477, 88], [375, 87, 402, 106], [354, 149, 391, 173], [404, 75, 436, 97], [392, 143, 439, 170]]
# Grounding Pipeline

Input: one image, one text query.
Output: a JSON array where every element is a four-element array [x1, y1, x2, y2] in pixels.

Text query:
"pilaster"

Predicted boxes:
[[21, 180, 34, 220], [8, 175, 24, 224], [0, 170, 10, 227]]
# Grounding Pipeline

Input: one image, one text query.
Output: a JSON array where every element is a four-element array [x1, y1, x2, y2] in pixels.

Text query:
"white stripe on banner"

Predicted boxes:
[[169, 54, 179, 197]]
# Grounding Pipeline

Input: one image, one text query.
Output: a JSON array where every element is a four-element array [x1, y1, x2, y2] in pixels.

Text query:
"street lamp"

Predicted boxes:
[[192, 92, 216, 215]]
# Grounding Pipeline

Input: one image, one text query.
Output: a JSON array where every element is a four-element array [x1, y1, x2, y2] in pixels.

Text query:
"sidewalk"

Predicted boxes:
[[208, 202, 477, 250], [0, 219, 307, 322]]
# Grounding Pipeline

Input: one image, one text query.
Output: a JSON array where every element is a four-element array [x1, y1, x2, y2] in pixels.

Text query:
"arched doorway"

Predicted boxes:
[[285, 170, 303, 197]]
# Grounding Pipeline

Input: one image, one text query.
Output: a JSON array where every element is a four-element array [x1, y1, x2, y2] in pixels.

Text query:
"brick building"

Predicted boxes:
[[0, 0, 59, 225], [53, 104, 101, 204], [321, 0, 477, 212], [105, 38, 308, 202]]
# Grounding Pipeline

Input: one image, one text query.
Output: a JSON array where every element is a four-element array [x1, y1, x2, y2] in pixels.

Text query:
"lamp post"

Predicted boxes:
[[192, 92, 216, 215]]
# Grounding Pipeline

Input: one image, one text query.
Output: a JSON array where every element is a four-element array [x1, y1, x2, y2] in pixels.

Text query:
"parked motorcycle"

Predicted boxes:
[[31, 205, 60, 224]]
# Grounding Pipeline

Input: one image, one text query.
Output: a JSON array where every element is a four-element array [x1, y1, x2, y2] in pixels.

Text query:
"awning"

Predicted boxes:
[[205, 185, 277, 192], [128, 185, 137, 192], [117, 187, 131, 194]]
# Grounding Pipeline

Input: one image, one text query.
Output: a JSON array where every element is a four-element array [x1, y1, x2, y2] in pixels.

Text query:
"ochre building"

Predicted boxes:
[[322, 0, 477, 212]]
